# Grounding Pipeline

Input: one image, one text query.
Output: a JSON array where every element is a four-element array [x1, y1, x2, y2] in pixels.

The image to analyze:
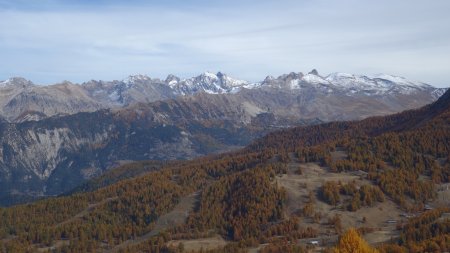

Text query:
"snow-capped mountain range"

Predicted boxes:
[[115, 69, 444, 98], [122, 70, 441, 96], [0, 70, 446, 122], [167, 71, 251, 95]]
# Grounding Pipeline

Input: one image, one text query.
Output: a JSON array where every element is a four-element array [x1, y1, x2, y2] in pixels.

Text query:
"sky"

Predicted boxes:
[[0, 0, 449, 87]]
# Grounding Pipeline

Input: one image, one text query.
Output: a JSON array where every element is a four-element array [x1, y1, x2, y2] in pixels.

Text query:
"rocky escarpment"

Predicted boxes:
[[0, 111, 114, 204]]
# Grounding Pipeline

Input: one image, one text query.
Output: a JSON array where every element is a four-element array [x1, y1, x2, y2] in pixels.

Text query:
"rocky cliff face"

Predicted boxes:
[[0, 95, 284, 205]]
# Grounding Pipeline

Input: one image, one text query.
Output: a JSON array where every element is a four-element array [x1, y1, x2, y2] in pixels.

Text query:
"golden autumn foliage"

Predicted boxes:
[[0, 90, 448, 252], [334, 228, 378, 253]]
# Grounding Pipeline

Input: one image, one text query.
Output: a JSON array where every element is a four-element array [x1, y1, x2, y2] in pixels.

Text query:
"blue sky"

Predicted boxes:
[[0, 0, 449, 87]]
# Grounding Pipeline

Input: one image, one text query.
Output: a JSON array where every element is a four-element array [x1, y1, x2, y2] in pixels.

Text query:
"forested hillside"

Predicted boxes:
[[0, 90, 449, 252]]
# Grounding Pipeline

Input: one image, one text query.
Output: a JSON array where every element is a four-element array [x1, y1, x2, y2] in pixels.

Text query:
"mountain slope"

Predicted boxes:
[[0, 94, 280, 205], [256, 88, 450, 153], [0, 89, 448, 253]]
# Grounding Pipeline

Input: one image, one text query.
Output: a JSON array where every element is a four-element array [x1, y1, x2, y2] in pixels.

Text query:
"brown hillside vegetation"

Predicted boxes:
[[0, 90, 449, 252]]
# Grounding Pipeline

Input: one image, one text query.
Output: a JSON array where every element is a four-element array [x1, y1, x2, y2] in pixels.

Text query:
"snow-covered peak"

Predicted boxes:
[[165, 74, 180, 82], [0, 77, 34, 87], [0, 78, 12, 86], [218, 72, 248, 88], [171, 71, 251, 95], [325, 72, 380, 88], [370, 74, 430, 88], [323, 72, 434, 95], [123, 74, 151, 84], [301, 73, 329, 85], [257, 70, 438, 96], [264, 75, 275, 82], [165, 74, 180, 88], [326, 72, 354, 81], [202, 71, 219, 80]]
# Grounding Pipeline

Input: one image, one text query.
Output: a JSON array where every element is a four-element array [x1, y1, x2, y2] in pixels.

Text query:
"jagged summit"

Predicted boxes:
[[0, 77, 34, 87], [123, 74, 152, 84], [308, 69, 319, 75], [165, 74, 180, 86], [168, 71, 249, 95]]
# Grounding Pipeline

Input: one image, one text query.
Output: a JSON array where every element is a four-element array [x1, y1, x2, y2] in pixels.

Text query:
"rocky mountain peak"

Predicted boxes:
[[286, 72, 303, 80], [371, 74, 430, 88], [264, 75, 275, 82], [123, 74, 151, 84], [309, 69, 319, 76], [165, 74, 180, 84], [216, 71, 225, 79], [58, 80, 75, 86], [198, 71, 218, 80], [0, 77, 34, 87]]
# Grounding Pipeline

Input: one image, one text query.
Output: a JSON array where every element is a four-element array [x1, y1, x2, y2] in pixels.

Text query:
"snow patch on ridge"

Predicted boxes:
[[301, 73, 329, 85]]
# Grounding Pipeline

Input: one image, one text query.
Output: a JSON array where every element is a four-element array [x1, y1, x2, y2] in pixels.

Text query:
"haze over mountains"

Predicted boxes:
[[0, 70, 447, 205]]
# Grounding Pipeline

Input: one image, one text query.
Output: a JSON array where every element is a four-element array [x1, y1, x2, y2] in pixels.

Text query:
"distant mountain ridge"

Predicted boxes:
[[0, 70, 446, 122]]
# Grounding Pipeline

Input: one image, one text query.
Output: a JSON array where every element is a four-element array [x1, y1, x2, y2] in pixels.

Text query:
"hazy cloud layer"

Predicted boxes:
[[0, 0, 449, 87]]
